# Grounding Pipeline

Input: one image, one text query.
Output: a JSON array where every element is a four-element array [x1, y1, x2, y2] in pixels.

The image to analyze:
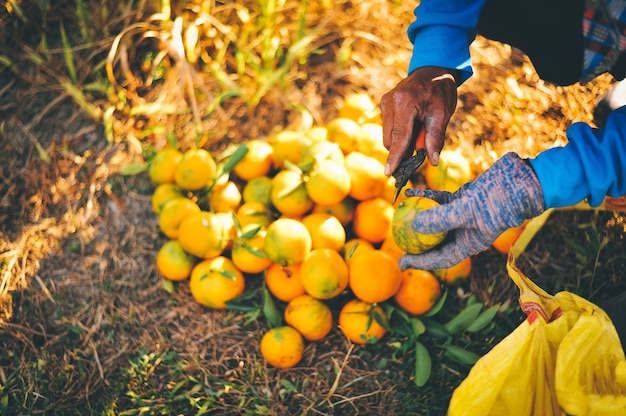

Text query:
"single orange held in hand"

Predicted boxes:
[[391, 196, 447, 254]]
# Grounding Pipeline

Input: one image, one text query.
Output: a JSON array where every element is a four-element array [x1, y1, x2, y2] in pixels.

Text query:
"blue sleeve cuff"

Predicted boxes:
[[408, 25, 473, 84], [529, 110, 626, 208]]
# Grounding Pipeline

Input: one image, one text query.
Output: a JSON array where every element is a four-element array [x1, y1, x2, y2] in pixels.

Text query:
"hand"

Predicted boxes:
[[381, 66, 459, 175], [399, 153, 546, 271]]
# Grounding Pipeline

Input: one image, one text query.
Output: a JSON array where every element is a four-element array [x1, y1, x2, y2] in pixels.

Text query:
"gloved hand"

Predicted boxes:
[[381, 66, 459, 175], [399, 152, 546, 271]]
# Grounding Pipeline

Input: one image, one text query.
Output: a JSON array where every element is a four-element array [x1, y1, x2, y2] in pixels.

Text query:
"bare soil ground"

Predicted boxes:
[[0, 2, 625, 415]]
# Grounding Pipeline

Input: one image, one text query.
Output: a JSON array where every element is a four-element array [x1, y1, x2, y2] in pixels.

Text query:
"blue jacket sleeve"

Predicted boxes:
[[529, 107, 626, 208], [407, 0, 486, 84]]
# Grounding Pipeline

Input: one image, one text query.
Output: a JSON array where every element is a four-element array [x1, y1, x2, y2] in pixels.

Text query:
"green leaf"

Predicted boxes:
[[464, 304, 500, 333], [231, 211, 243, 235], [444, 345, 480, 366], [219, 270, 237, 280], [262, 284, 282, 328], [387, 307, 413, 337], [372, 308, 392, 332], [221, 143, 249, 174], [424, 287, 448, 317], [60, 22, 77, 84], [422, 317, 451, 339], [119, 162, 147, 176], [162, 279, 175, 294], [414, 341, 431, 387], [276, 178, 304, 200], [242, 244, 268, 258], [226, 289, 260, 312], [410, 317, 426, 337], [240, 224, 263, 240], [443, 302, 484, 334]]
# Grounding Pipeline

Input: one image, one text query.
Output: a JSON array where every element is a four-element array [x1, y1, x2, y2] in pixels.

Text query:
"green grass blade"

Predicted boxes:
[[60, 22, 78, 84]]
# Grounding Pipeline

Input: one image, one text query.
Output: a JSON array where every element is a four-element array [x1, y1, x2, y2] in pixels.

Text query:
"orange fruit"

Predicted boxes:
[[352, 197, 395, 244], [391, 196, 447, 254], [231, 225, 273, 274], [344, 151, 386, 201], [155, 240, 196, 281], [342, 238, 375, 266], [189, 256, 245, 309], [326, 117, 361, 154], [423, 149, 472, 193], [265, 263, 306, 302], [300, 248, 349, 300], [380, 230, 406, 262], [242, 176, 273, 206], [338, 93, 379, 124], [264, 218, 312, 266], [301, 212, 346, 252], [348, 249, 402, 304], [435, 256, 472, 285], [235, 201, 273, 228], [284, 294, 333, 341], [299, 141, 344, 167], [149, 148, 183, 185], [305, 125, 328, 143], [209, 179, 242, 213], [492, 222, 527, 254], [233, 139, 274, 181], [270, 169, 314, 217], [338, 299, 388, 345], [312, 197, 356, 227], [151, 183, 185, 214], [304, 160, 351, 206], [356, 123, 383, 156], [394, 269, 442, 316], [260, 326, 304, 369], [270, 130, 312, 169], [158, 197, 202, 239], [174, 148, 217, 191], [178, 211, 232, 259]]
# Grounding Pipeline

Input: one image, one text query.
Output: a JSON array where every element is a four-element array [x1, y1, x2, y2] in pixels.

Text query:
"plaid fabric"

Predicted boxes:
[[582, 0, 626, 81]]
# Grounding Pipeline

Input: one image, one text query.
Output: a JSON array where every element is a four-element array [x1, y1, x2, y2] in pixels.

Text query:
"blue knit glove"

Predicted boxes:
[[400, 152, 546, 270]]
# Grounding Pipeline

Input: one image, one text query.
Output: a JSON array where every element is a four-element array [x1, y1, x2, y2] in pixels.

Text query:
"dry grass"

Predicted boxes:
[[0, 1, 625, 415]]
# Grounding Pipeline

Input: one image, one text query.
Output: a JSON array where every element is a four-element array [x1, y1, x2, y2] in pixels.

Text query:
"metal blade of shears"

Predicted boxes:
[[392, 148, 427, 204]]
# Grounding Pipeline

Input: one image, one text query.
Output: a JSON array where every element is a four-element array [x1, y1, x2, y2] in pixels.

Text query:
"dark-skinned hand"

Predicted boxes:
[[381, 66, 460, 175]]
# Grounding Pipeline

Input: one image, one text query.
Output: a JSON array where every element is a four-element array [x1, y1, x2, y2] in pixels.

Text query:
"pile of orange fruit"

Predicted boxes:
[[148, 93, 516, 369]]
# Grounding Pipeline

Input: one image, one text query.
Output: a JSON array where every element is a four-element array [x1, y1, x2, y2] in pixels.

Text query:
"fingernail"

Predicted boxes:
[[432, 151, 440, 165], [384, 163, 391, 176]]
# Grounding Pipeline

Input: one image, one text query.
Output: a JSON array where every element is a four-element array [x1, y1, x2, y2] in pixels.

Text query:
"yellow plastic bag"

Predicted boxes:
[[448, 209, 626, 416]]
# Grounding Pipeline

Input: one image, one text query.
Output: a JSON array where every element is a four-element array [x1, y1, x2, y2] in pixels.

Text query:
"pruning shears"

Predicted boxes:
[[392, 128, 427, 204]]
